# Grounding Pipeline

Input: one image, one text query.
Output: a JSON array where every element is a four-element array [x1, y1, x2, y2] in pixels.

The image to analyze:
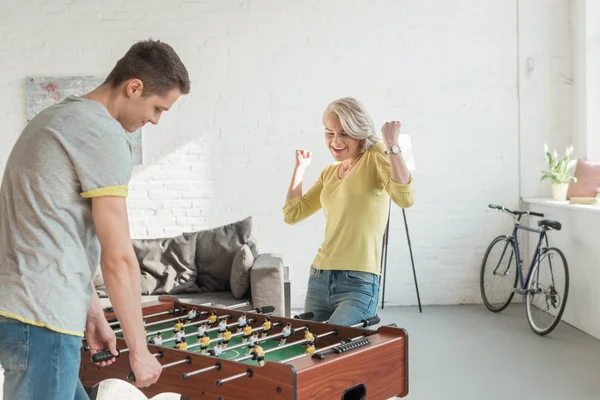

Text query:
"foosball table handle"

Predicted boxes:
[[293, 311, 314, 320], [91, 349, 120, 363], [254, 305, 275, 314], [312, 337, 371, 360], [361, 315, 380, 327]]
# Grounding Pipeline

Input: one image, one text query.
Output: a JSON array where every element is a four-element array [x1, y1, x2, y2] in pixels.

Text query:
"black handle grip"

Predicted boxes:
[[91, 349, 119, 363], [293, 311, 314, 320], [529, 211, 544, 217], [255, 305, 275, 314], [361, 315, 380, 327], [312, 337, 371, 360], [488, 204, 503, 211], [127, 372, 136, 382]]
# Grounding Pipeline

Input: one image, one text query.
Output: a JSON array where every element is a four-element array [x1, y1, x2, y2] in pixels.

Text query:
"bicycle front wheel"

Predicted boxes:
[[526, 247, 569, 336], [480, 235, 519, 312]]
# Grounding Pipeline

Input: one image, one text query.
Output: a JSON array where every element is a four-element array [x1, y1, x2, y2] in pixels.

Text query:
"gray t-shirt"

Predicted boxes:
[[0, 96, 132, 336]]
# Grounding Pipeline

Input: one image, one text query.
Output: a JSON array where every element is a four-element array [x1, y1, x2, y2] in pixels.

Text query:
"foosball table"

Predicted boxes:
[[80, 296, 408, 399]]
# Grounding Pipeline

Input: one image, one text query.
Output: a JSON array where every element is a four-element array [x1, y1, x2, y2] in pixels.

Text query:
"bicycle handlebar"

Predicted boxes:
[[488, 204, 544, 218]]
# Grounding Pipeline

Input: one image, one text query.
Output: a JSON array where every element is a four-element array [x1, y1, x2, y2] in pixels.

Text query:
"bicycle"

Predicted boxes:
[[480, 204, 570, 336]]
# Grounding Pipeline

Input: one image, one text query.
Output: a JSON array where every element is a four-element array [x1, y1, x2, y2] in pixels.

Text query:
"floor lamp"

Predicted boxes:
[[378, 134, 422, 312]]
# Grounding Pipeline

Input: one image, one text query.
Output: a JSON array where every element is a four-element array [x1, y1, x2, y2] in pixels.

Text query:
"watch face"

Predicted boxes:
[[391, 145, 400, 153]]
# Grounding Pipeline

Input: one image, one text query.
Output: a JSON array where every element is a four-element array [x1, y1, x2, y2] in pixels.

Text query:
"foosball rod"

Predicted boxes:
[[212, 331, 339, 386], [183, 326, 334, 380], [162, 317, 267, 345], [126, 356, 193, 383], [108, 303, 213, 327], [201, 315, 315, 355], [124, 321, 277, 384], [125, 308, 278, 383], [184, 310, 278, 351], [92, 305, 275, 363], [144, 302, 260, 337], [116, 302, 250, 335], [213, 316, 381, 386], [279, 335, 364, 363]]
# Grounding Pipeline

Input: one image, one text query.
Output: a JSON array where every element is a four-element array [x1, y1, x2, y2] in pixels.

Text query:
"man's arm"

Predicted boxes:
[[92, 196, 145, 353], [92, 196, 161, 387]]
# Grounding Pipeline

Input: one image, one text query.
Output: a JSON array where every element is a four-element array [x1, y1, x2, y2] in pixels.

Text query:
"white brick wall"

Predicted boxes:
[[0, 0, 571, 311]]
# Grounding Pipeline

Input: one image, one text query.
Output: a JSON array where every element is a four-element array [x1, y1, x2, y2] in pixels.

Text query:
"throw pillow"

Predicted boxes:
[[133, 231, 201, 295], [230, 244, 255, 299], [92, 264, 156, 297], [567, 160, 600, 199], [195, 216, 253, 292]]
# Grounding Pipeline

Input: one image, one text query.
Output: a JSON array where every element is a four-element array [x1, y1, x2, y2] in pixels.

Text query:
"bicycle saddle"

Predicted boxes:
[[538, 219, 562, 231]]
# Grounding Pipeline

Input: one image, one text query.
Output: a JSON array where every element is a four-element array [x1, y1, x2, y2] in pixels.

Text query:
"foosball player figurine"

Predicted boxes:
[[174, 327, 185, 345], [242, 323, 253, 343], [210, 341, 224, 357], [222, 327, 232, 349], [261, 316, 272, 338], [305, 342, 316, 356], [152, 331, 163, 346], [279, 322, 293, 346], [176, 337, 188, 351], [174, 318, 184, 333], [187, 307, 198, 321], [208, 310, 218, 325], [253, 344, 266, 366], [200, 332, 211, 354], [237, 312, 247, 333], [304, 326, 316, 345], [196, 323, 206, 339], [247, 331, 259, 354], [217, 316, 228, 337]]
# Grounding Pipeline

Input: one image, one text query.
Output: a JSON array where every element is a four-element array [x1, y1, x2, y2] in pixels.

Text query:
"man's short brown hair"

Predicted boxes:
[[105, 39, 190, 96]]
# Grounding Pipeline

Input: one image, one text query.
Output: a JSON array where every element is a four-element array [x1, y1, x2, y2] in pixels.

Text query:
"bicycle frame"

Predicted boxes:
[[511, 220, 551, 290], [491, 209, 550, 293]]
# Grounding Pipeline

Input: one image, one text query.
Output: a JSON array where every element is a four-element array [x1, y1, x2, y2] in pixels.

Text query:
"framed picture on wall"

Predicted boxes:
[[25, 76, 143, 165]]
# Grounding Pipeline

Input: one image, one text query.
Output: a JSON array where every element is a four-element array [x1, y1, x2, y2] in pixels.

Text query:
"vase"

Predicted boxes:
[[552, 183, 569, 201]]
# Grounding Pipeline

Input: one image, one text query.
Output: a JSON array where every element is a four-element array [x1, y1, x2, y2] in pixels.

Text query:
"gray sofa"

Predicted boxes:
[[93, 216, 289, 317]]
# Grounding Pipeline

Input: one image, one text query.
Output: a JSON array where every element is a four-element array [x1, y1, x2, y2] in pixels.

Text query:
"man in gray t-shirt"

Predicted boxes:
[[0, 39, 190, 399]]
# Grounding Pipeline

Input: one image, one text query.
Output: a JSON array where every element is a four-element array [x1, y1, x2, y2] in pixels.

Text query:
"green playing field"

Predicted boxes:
[[116, 317, 309, 366]]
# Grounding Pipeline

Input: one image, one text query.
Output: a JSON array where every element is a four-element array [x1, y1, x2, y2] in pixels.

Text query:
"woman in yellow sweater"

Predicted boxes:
[[282, 97, 414, 325]]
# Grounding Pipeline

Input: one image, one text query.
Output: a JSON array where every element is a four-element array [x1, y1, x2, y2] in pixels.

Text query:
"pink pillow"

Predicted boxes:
[[567, 160, 600, 199]]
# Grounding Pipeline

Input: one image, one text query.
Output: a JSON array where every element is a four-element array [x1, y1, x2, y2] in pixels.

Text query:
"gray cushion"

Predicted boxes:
[[97, 292, 252, 309], [230, 244, 254, 299], [132, 232, 201, 295], [195, 216, 252, 292], [93, 266, 158, 297]]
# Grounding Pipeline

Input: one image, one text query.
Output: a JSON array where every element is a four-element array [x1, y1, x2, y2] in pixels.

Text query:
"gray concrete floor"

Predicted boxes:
[[2, 305, 599, 399], [372, 304, 600, 400]]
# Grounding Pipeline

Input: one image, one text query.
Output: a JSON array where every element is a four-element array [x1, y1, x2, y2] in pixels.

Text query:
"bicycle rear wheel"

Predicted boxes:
[[480, 235, 519, 312], [526, 247, 569, 336]]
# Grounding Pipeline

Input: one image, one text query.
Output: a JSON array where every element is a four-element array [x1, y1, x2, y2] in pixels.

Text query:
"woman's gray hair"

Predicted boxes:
[[323, 97, 381, 153]]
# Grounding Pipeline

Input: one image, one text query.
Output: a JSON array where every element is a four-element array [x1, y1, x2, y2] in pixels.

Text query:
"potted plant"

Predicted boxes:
[[539, 144, 577, 201]]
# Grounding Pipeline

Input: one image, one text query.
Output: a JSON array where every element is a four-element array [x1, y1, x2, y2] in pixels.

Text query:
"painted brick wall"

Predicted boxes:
[[0, 0, 570, 312]]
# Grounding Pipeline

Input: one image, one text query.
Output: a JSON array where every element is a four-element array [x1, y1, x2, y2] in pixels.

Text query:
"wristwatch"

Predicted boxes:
[[385, 144, 402, 155]]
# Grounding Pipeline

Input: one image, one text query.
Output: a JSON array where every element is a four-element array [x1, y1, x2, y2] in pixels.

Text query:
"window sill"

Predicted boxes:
[[522, 197, 600, 213]]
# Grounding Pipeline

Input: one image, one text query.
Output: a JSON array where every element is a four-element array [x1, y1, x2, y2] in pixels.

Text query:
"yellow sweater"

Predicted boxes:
[[283, 142, 414, 275]]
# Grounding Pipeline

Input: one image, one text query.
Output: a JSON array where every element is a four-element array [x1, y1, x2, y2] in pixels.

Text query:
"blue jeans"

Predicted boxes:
[[0, 316, 89, 400], [304, 267, 380, 326]]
